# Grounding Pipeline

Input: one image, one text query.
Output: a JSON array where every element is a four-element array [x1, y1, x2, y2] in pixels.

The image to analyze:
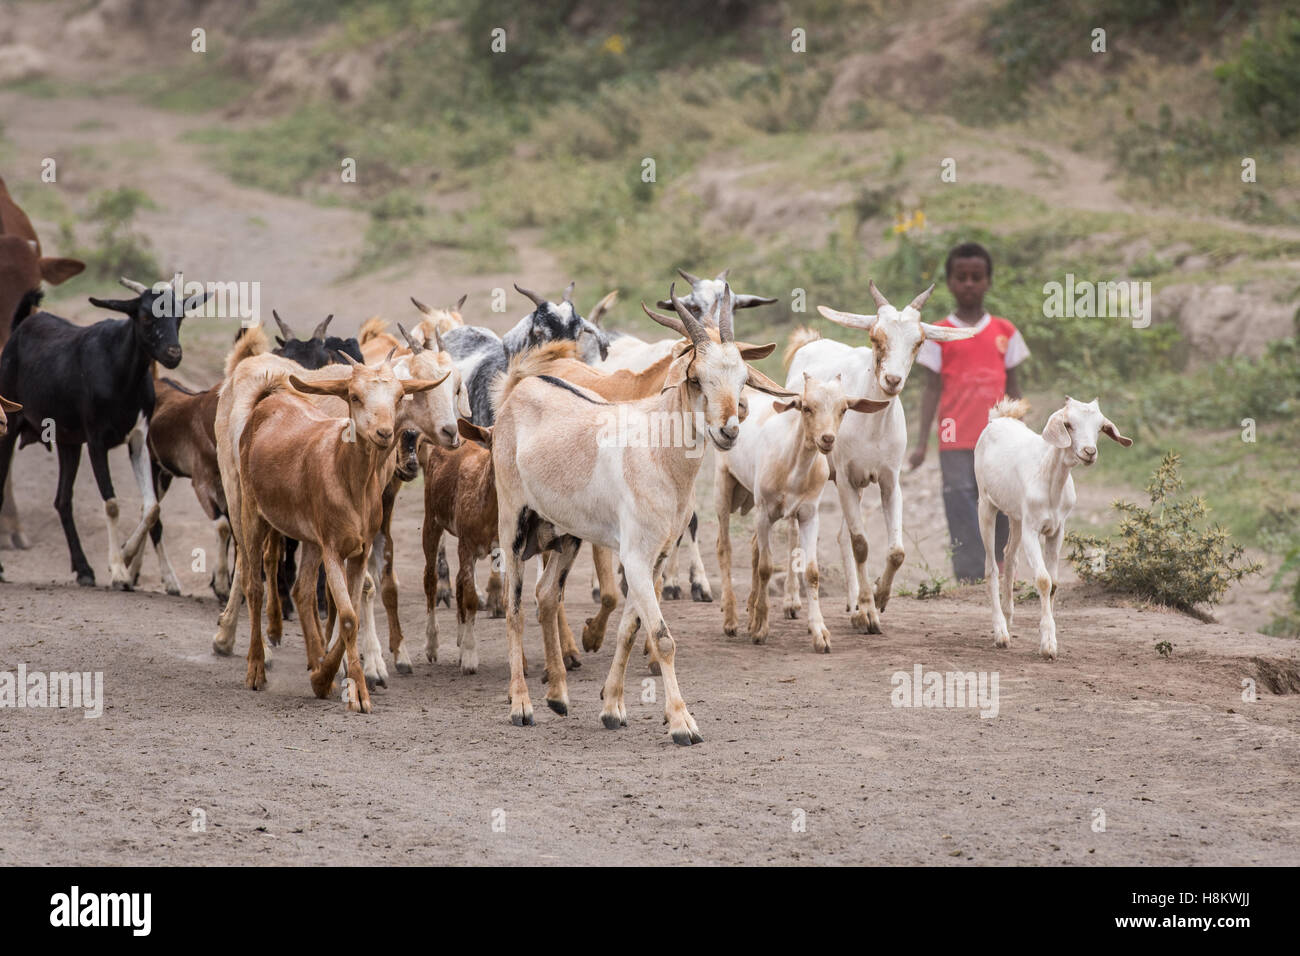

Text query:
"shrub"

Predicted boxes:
[[68, 187, 160, 282], [1067, 451, 1262, 616], [1215, 12, 1300, 138]]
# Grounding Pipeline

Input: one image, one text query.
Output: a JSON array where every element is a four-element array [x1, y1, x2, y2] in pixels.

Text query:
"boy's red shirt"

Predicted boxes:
[[915, 313, 1029, 451]]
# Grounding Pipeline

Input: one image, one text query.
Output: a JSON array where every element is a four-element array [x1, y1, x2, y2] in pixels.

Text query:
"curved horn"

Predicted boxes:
[[677, 268, 702, 286], [272, 309, 296, 340], [384, 346, 398, 365], [718, 282, 735, 344], [410, 296, 434, 316], [669, 282, 709, 348], [562, 281, 574, 304], [119, 277, 149, 294], [336, 349, 363, 366], [868, 279, 890, 310], [432, 324, 447, 354], [311, 314, 334, 341], [641, 302, 688, 339], [588, 290, 618, 326], [907, 283, 936, 313], [715, 267, 731, 282], [513, 283, 546, 308], [454, 293, 467, 312], [396, 322, 423, 352]]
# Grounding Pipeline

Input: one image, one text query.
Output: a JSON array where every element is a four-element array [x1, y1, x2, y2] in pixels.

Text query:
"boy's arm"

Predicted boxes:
[[1005, 366, 1022, 400], [908, 369, 942, 470]]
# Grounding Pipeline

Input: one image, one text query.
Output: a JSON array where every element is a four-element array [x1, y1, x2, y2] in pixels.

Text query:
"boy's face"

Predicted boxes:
[[947, 256, 990, 311]]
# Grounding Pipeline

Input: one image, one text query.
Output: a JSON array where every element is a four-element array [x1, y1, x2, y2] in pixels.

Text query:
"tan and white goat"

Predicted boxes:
[[716, 372, 888, 651], [492, 285, 794, 744]]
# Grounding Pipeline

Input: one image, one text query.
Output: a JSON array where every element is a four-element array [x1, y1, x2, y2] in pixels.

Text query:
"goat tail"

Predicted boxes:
[[224, 323, 270, 378], [358, 316, 389, 345], [783, 326, 821, 374], [988, 396, 1030, 422]]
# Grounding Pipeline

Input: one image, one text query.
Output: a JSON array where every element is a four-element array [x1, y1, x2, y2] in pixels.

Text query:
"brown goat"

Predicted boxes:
[[235, 356, 445, 712]]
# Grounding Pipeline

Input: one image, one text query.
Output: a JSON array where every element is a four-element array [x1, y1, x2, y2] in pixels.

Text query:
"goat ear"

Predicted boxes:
[[1101, 419, 1133, 446], [745, 365, 797, 398], [288, 374, 348, 399], [39, 257, 84, 285], [0, 396, 21, 413], [88, 296, 137, 315], [402, 371, 451, 395], [183, 290, 213, 315], [817, 306, 877, 331], [1041, 409, 1072, 448], [921, 322, 978, 342], [737, 341, 777, 360], [457, 418, 492, 447], [848, 397, 892, 414], [734, 294, 779, 309], [772, 397, 799, 414], [659, 353, 692, 393]]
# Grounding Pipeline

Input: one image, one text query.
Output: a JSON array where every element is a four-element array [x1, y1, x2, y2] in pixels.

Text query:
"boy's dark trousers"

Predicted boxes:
[[940, 449, 1007, 582]]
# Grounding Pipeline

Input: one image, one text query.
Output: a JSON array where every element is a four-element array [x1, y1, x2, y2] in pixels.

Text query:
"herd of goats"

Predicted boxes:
[[0, 178, 1132, 745]]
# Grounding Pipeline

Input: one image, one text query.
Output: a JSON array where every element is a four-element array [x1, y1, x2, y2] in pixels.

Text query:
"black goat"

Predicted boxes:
[[0, 276, 209, 587]]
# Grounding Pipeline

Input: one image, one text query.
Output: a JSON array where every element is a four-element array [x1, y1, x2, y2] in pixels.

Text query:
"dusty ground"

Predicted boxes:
[[1, 64, 1297, 866]]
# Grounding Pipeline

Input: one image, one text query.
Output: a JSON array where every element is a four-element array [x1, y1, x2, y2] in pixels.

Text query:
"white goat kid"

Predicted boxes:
[[716, 372, 888, 651], [975, 397, 1132, 659], [785, 281, 976, 632]]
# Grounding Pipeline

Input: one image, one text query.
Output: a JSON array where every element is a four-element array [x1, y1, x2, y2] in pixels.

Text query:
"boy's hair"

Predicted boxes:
[[945, 242, 993, 280]]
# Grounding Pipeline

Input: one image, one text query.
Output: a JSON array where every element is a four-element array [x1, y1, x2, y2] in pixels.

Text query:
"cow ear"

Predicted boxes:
[[40, 257, 84, 285], [458, 418, 491, 447]]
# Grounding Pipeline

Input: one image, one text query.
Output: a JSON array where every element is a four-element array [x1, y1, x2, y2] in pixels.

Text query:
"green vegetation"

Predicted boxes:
[[1067, 453, 1262, 617]]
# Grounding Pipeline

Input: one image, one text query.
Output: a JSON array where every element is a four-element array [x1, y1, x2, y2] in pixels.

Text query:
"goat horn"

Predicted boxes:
[[410, 296, 434, 316], [677, 268, 702, 286], [513, 283, 545, 308], [907, 283, 936, 312], [669, 282, 709, 349], [640, 301, 689, 339], [562, 281, 575, 304], [396, 322, 423, 352], [272, 310, 296, 340], [718, 282, 735, 344], [455, 293, 467, 311], [384, 346, 398, 365], [715, 267, 731, 282], [588, 290, 618, 326], [337, 349, 363, 366], [868, 279, 890, 310], [311, 315, 334, 341], [433, 324, 447, 354], [119, 277, 149, 294]]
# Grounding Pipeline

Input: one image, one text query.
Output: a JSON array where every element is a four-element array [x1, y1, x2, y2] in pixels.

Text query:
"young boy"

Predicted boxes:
[[909, 242, 1029, 582]]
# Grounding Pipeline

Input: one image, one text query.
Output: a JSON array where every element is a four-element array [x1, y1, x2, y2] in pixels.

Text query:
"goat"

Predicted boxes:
[[0, 196, 84, 550], [409, 294, 467, 345], [0, 277, 208, 588], [135, 324, 272, 600], [491, 284, 793, 743], [234, 354, 444, 712], [976, 397, 1131, 659], [716, 372, 888, 652], [0, 392, 19, 577], [783, 281, 976, 633]]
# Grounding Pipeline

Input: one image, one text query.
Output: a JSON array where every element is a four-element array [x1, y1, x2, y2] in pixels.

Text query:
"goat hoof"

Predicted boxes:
[[690, 582, 713, 602], [671, 728, 702, 746], [12, 532, 30, 550], [395, 660, 413, 675], [563, 652, 581, 671], [723, 624, 737, 637], [783, 605, 799, 619], [662, 584, 681, 600], [77, 571, 95, 587], [647, 660, 662, 676], [510, 709, 534, 727], [547, 697, 568, 716], [600, 712, 623, 730], [111, 579, 132, 592]]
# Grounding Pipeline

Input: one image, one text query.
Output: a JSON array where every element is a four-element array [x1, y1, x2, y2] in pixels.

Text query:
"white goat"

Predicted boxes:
[[492, 285, 793, 744], [784, 281, 976, 632], [975, 397, 1132, 659], [716, 372, 887, 651]]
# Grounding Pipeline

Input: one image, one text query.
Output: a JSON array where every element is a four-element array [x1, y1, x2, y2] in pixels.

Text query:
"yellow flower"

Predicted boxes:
[[603, 34, 626, 55]]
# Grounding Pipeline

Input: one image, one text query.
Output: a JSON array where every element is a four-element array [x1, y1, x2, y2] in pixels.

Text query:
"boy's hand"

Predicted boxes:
[[907, 445, 927, 471]]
